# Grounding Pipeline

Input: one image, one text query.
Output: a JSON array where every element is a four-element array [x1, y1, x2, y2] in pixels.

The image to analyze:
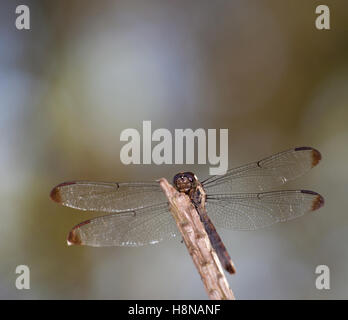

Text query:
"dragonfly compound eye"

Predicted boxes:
[[173, 172, 197, 194]]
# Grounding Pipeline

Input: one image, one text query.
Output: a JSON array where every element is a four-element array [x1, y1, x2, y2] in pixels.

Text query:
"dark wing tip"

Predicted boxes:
[[50, 186, 61, 203], [310, 148, 322, 167], [301, 190, 325, 211], [67, 220, 90, 246], [295, 146, 322, 167], [67, 229, 82, 246], [50, 181, 76, 203]]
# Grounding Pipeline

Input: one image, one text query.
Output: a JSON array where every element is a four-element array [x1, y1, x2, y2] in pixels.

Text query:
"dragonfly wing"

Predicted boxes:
[[203, 147, 321, 193], [67, 202, 180, 246], [50, 181, 166, 212], [206, 190, 324, 231]]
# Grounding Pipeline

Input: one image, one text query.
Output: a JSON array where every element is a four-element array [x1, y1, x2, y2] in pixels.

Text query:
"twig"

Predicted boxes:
[[159, 178, 235, 300]]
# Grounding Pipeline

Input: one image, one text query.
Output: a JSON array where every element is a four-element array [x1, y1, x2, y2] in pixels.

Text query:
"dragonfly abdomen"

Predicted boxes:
[[198, 210, 236, 274]]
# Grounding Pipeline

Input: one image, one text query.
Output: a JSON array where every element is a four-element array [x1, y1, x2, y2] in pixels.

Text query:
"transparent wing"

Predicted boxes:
[[50, 181, 166, 212], [67, 202, 180, 247], [206, 190, 324, 231], [203, 147, 321, 193]]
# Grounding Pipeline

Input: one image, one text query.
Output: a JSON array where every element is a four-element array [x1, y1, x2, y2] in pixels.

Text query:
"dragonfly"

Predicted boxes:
[[50, 146, 324, 274]]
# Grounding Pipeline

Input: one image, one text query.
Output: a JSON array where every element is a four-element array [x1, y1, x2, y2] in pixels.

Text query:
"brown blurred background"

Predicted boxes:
[[1, 0, 348, 299]]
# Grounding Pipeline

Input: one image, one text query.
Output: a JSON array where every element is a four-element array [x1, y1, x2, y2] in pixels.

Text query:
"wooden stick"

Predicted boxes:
[[159, 178, 235, 300]]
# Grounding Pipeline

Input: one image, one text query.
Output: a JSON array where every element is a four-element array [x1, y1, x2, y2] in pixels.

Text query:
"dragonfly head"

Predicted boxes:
[[173, 172, 197, 194]]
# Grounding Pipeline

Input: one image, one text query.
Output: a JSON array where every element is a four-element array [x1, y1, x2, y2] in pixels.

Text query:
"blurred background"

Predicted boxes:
[[1, 0, 348, 299]]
